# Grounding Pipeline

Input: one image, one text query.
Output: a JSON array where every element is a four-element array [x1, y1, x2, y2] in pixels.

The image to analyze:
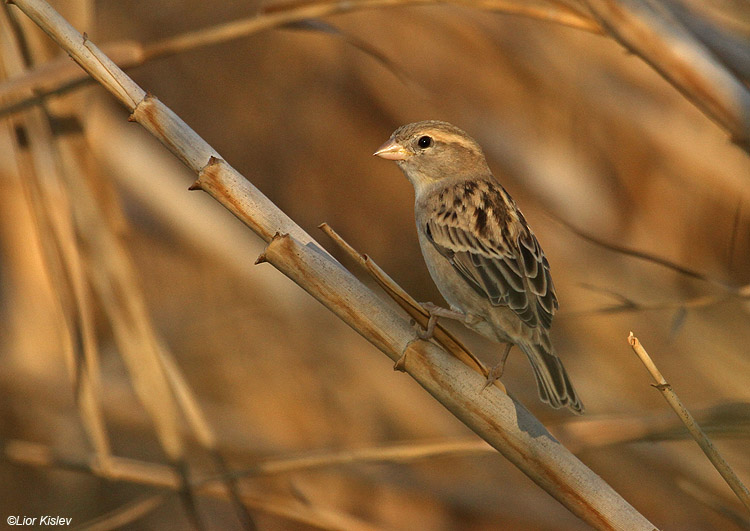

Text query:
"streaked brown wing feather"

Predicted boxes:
[[425, 208, 558, 330]]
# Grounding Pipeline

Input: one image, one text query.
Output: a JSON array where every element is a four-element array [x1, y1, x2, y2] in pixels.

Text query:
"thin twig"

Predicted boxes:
[[566, 284, 749, 316], [550, 213, 736, 292], [74, 494, 168, 531], [2, 440, 379, 531], [554, 402, 750, 453], [319, 222, 501, 388], [627, 332, 750, 513], [583, 0, 750, 152], [0, 0, 598, 118], [219, 439, 493, 481], [677, 480, 750, 529], [159, 346, 257, 529], [549, 211, 750, 315], [727, 198, 742, 270]]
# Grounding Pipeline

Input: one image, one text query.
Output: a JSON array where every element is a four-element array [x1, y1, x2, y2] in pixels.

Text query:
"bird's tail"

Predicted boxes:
[[518, 339, 584, 414]]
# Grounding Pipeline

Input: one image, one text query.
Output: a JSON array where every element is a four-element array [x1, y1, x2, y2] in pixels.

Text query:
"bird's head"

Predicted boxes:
[[374, 121, 490, 192]]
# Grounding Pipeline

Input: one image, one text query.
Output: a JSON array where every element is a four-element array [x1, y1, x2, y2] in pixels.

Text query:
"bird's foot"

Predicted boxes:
[[413, 302, 465, 340], [482, 343, 514, 391], [413, 314, 438, 340]]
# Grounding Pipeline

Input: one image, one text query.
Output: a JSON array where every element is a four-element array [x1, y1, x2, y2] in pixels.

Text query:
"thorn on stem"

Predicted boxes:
[[198, 156, 222, 177], [395, 338, 420, 373]]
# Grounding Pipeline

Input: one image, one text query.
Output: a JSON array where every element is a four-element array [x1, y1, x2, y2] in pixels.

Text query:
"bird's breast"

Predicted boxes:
[[415, 222, 477, 310]]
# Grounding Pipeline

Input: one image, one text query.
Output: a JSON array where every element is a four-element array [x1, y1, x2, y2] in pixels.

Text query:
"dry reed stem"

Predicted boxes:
[[10, 406, 749, 524], [229, 439, 494, 478], [553, 213, 739, 292], [2, 0, 747, 156], [78, 494, 168, 531], [8, 1, 657, 527], [0, 40, 144, 117], [2, 441, 378, 531], [4, 6, 250, 524], [159, 344, 258, 528], [63, 146, 185, 463], [554, 404, 750, 453], [0, 4, 111, 469], [628, 332, 750, 513], [61, 88, 254, 531], [0, 0, 597, 118], [568, 284, 750, 317], [56, 137, 247, 528], [677, 480, 750, 529], [146, 0, 599, 59], [7, 409, 750, 487], [159, 346, 217, 450], [3, 438, 492, 485], [583, 0, 750, 151]]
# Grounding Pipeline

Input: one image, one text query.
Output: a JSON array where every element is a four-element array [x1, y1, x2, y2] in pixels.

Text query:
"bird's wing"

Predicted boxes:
[[424, 188, 558, 330]]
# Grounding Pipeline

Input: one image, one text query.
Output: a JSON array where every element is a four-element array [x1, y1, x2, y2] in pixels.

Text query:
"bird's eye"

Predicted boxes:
[[417, 136, 433, 149]]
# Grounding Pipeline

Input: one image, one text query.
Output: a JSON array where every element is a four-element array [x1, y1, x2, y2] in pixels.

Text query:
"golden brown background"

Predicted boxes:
[[1, 0, 749, 529]]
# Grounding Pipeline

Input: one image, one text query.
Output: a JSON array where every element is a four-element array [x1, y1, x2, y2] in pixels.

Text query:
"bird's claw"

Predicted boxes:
[[482, 364, 506, 391], [481, 343, 513, 392], [413, 313, 438, 340]]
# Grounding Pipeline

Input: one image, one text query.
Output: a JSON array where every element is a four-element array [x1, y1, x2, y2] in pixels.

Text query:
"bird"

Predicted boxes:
[[374, 120, 583, 414]]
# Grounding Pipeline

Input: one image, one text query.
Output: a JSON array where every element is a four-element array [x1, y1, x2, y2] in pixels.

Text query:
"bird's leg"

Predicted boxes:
[[402, 303, 464, 371], [414, 302, 466, 340], [482, 342, 514, 390]]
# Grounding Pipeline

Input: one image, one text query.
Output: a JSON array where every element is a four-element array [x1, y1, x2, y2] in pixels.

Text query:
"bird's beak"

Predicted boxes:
[[373, 139, 409, 161]]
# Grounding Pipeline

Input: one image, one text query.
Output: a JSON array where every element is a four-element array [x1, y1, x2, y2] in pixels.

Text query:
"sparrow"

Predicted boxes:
[[374, 120, 583, 414]]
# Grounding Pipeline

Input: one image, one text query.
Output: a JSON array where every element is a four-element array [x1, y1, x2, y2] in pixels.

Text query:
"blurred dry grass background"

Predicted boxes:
[[1, 0, 749, 529]]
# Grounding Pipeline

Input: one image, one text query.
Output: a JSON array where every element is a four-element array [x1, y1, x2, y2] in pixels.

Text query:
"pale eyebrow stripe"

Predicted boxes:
[[429, 131, 481, 152]]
